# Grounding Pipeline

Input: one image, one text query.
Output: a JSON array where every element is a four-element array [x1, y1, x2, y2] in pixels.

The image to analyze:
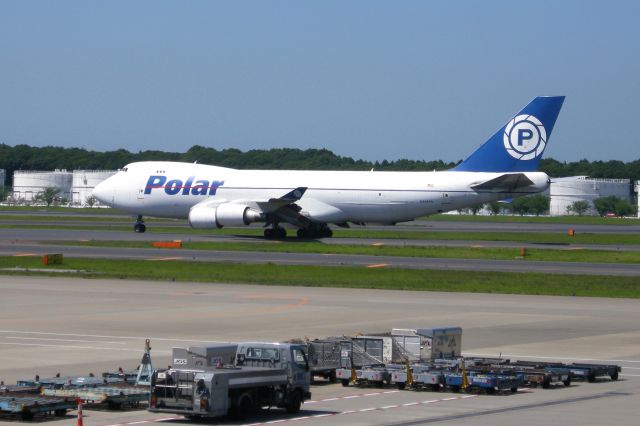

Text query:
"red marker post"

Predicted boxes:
[[76, 397, 83, 426]]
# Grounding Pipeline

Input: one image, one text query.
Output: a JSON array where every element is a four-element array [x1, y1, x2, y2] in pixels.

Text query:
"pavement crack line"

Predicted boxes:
[[384, 391, 631, 426]]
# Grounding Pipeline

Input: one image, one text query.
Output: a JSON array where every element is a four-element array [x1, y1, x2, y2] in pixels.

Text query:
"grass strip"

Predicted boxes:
[[0, 256, 638, 298], [50, 240, 640, 264]]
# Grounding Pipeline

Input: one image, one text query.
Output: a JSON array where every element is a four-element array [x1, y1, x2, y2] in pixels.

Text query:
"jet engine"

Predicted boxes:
[[188, 203, 264, 229]]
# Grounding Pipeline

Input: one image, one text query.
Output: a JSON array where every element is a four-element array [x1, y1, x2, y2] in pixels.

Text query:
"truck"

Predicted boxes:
[[148, 342, 311, 420]]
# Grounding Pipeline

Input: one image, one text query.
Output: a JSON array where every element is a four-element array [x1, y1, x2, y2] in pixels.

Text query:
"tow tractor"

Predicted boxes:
[[149, 342, 311, 420]]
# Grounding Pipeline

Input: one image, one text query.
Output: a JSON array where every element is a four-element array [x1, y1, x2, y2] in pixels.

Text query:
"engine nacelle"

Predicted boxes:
[[188, 203, 264, 229]]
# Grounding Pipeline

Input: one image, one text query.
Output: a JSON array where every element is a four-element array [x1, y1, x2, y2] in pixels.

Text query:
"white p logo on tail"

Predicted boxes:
[[503, 114, 547, 160]]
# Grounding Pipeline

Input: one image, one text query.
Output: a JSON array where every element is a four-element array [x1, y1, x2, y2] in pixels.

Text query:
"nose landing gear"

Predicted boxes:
[[134, 215, 146, 233]]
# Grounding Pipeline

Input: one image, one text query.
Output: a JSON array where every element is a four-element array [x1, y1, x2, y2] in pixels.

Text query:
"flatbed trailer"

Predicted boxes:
[[461, 365, 568, 388], [505, 360, 620, 383], [42, 383, 149, 409], [17, 375, 122, 389], [443, 373, 521, 394], [0, 393, 75, 420]]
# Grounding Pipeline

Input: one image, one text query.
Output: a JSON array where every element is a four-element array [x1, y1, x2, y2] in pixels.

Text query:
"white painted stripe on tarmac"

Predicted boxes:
[[98, 394, 478, 426]]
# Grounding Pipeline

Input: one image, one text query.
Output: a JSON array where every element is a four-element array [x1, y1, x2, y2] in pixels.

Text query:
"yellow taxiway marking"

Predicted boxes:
[[145, 257, 184, 261], [13, 253, 36, 257], [367, 263, 389, 268]]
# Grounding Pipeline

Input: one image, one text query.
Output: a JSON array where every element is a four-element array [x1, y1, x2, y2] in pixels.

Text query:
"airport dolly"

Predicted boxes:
[[17, 375, 123, 389], [391, 369, 444, 391], [505, 360, 620, 382], [0, 393, 75, 420], [335, 365, 391, 388], [460, 365, 569, 388], [443, 373, 522, 394], [42, 383, 150, 409]]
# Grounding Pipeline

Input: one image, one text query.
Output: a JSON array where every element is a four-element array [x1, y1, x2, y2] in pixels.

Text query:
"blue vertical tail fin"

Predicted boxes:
[[452, 96, 565, 172]]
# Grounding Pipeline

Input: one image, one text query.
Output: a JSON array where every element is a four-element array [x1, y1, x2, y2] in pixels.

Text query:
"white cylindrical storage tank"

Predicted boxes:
[[0, 169, 5, 190], [71, 170, 117, 205], [12, 170, 73, 203], [636, 181, 640, 218], [550, 176, 631, 216]]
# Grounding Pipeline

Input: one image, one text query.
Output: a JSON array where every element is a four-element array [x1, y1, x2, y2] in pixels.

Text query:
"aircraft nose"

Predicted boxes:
[[92, 178, 114, 205]]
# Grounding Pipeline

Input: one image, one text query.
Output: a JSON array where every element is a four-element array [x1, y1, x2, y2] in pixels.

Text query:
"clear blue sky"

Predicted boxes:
[[1, 0, 638, 163]]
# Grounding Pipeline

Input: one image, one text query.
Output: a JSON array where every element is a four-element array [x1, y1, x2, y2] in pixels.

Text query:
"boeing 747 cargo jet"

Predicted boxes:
[[92, 96, 564, 238]]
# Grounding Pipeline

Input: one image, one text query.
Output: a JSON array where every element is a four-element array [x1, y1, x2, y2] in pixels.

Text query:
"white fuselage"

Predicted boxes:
[[94, 161, 550, 224]]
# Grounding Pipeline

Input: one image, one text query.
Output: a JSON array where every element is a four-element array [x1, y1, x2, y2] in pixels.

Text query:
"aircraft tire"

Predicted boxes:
[[134, 223, 146, 233]]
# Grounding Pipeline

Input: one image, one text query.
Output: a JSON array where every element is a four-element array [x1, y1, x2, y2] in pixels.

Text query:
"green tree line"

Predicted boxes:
[[1, 143, 639, 185]]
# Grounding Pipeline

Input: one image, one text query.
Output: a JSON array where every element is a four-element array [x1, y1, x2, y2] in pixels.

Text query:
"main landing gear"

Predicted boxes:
[[134, 215, 146, 233], [264, 226, 287, 239]]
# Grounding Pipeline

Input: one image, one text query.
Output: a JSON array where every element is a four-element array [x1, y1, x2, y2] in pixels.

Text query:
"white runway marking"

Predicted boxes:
[[306, 390, 399, 404], [98, 392, 478, 426]]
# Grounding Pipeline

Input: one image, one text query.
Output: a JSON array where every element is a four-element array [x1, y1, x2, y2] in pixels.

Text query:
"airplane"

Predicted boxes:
[[92, 96, 565, 238]]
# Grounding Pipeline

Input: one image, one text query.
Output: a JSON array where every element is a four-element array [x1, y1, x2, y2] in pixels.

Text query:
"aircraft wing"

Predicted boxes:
[[253, 187, 307, 213], [470, 173, 535, 192]]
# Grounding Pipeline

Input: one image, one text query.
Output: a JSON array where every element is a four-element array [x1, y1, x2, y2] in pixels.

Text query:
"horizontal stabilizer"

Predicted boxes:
[[471, 173, 534, 191]]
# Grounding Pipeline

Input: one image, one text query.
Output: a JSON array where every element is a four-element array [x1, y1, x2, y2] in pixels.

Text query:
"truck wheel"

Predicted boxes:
[[20, 411, 34, 421], [341, 379, 350, 387], [286, 391, 302, 414], [563, 377, 571, 387], [588, 372, 596, 383], [610, 371, 619, 381], [54, 409, 67, 417], [396, 383, 406, 390], [329, 371, 337, 383], [232, 393, 255, 420]]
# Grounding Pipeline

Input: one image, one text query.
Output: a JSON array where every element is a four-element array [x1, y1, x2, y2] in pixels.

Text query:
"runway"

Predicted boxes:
[[1, 212, 639, 234], [2, 228, 640, 252], [0, 276, 637, 425]]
